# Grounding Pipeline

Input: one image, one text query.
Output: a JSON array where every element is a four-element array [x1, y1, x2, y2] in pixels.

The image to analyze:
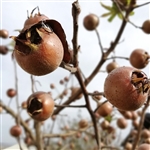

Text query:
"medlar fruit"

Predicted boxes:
[[10, 125, 22, 137], [27, 91, 55, 121], [78, 119, 88, 128], [106, 61, 119, 73], [104, 66, 148, 111], [7, 88, 17, 98], [95, 101, 113, 117], [0, 29, 9, 39], [0, 46, 8, 55], [138, 144, 150, 150], [142, 20, 150, 34], [83, 13, 99, 31], [11, 7, 71, 76], [129, 49, 149, 69], [117, 118, 128, 129]]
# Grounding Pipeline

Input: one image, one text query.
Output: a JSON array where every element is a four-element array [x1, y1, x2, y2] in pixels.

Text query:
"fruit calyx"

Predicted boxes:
[[131, 70, 149, 94], [11, 21, 54, 55], [27, 97, 42, 116]]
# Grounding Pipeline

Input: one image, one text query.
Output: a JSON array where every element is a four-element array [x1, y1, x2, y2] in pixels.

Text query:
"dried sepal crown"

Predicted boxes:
[[131, 70, 150, 94]]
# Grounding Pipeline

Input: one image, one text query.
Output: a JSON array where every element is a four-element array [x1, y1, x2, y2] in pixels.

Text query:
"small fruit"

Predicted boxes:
[[10, 125, 22, 137], [106, 61, 119, 73], [24, 136, 33, 145], [125, 142, 132, 150], [0, 29, 9, 38], [129, 49, 149, 69], [118, 110, 133, 119], [144, 137, 150, 144], [142, 20, 150, 34], [141, 129, 150, 139], [50, 83, 55, 89], [7, 88, 17, 98], [0, 46, 8, 55], [70, 87, 83, 100], [131, 111, 138, 120], [117, 118, 128, 129], [104, 66, 148, 111], [83, 14, 99, 31], [137, 143, 150, 150], [21, 101, 27, 109], [95, 101, 113, 117], [78, 119, 88, 128], [100, 120, 110, 130], [27, 91, 55, 121], [132, 119, 139, 129]]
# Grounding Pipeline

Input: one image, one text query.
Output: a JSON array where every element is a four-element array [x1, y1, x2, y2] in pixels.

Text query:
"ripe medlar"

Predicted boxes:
[[104, 66, 148, 111], [83, 14, 99, 31], [142, 20, 150, 34], [95, 101, 113, 117], [7, 88, 17, 98], [117, 118, 128, 129], [129, 49, 149, 69], [78, 119, 88, 128], [10, 125, 22, 137], [0, 29, 9, 39], [0, 46, 8, 55], [138, 143, 150, 150], [106, 61, 119, 73], [27, 91, 55, 121], [11, 7, 71, 76]]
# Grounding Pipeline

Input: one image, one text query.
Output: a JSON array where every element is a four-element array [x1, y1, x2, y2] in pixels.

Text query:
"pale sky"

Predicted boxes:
[[0, 0, 150, 147]]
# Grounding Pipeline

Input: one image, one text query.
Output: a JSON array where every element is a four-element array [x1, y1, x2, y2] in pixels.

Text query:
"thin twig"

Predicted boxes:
[[133, 2, 150, 9], [13, 59, 23, 150], [106, 56, 129, 60], [34, 121, 43, 150], [30, 75, 35, 93], [43, 123, 93, 138], [113, 0, 142, 29], [0, 100, 35, 142], [75, 69, 101, 149], [95, 28, 104, 55], [55, 104, 86, 108], [72, 1, 101, 148]]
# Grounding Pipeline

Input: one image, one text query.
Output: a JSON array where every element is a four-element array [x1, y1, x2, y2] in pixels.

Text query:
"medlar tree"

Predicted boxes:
[[0, 0, 150, 150]]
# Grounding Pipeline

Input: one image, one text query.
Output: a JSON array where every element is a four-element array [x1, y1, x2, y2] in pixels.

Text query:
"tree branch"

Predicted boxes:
[[0, 100, 35, 142]]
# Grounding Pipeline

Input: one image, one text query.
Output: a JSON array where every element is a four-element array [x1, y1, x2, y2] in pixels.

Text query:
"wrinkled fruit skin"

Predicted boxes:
[[11, 8, 71, 76], [27, 91, 55, 121], [104, 66, 148, 111], [129, 49, 149, 69]]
